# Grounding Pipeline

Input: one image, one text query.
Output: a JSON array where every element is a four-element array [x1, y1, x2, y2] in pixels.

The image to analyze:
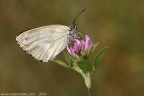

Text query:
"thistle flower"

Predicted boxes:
[[67, 35, 93, 58]]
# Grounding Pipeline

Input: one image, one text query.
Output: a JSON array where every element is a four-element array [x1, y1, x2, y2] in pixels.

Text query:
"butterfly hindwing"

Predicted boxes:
[[16, 25, 70, 62]]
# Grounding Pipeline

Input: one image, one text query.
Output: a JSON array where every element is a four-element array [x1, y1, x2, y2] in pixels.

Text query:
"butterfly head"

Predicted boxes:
[[68, 24, 77, 41], [70, 9, 85, 30], [70, 23, 77, 31], [69, 9, 85, 40]]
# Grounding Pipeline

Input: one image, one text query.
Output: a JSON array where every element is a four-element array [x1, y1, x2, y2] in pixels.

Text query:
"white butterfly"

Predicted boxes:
[[16, 10, 85, 62]]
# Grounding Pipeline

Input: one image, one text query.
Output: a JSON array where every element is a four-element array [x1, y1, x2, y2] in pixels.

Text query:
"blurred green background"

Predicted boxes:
[[0, 0, 144, 96]]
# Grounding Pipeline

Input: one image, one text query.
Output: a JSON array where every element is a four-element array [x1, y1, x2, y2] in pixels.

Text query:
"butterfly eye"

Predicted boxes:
[[70, 24, 77, 31], [74, 24, 77, 29]]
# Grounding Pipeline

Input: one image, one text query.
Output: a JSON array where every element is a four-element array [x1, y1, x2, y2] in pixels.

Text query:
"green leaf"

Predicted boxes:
[[93, 47, 109, 70], [77, 60, 93, 73], [63, 51, 72, 67], [53, 59, 68, 68], [89, 42, 99, 56]]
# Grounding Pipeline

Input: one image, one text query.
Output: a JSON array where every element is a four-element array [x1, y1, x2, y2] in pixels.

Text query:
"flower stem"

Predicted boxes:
[[83, 73, 91, 89], [88, 88, 93, 96], [83, 74, 93, 96], [72, 64, 93, 96]]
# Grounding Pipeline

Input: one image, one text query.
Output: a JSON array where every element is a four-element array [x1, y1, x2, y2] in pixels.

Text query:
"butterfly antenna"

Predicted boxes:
[[72, 10, 80, 25], [74, 10, 80, 21], [72, 9, 86, 25]]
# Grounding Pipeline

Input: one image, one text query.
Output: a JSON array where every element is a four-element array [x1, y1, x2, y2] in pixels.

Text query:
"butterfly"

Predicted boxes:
[[16, 9, 85, 62]]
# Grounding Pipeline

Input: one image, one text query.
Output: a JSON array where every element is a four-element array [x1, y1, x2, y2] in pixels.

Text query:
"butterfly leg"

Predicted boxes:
[[76, 32, 84, 39]]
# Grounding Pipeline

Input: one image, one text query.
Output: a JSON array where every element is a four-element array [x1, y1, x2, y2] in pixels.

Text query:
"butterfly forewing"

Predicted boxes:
[[16, 25, 70, 62]]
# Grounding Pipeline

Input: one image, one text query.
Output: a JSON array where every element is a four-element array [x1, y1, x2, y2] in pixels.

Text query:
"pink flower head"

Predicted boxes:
[[85, 35, 93, 54], [67, 35, 93, 57]]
